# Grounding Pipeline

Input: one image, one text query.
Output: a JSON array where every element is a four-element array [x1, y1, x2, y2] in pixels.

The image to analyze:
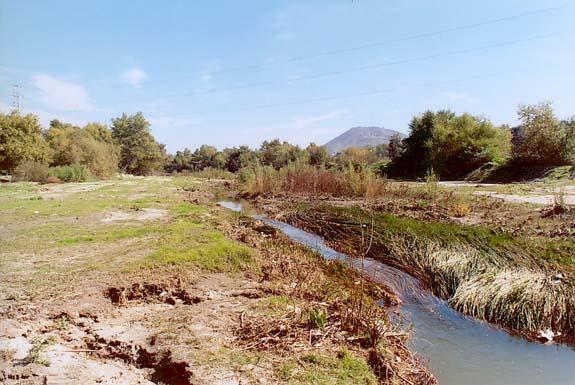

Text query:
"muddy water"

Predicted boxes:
[[219, 200, 575, 385]]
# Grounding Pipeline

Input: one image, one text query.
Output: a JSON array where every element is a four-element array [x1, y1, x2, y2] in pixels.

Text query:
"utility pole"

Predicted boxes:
[[11, 84, 21, 112]]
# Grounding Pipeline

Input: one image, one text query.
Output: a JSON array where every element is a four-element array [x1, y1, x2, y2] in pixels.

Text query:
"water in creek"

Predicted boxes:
[[218, 200, 575, 385]]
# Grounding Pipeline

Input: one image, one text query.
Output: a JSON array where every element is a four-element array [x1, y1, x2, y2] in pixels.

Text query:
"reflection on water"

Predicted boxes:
[[219, 200, 575, 385]]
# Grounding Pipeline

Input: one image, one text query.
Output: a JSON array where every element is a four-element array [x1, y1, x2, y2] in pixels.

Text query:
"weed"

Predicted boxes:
[[552, 185, 567, 214], [424, 170, 439, 198], [25, 336, 56, 366], [308, 308, 327, 329], [451, 194, 472, 217], [13, 161, 49, 183], [277, 362, 296, 381]]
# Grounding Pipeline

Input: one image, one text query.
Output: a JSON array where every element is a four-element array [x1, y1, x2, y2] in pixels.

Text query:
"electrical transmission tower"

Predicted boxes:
[[11, 84, 21, 112]]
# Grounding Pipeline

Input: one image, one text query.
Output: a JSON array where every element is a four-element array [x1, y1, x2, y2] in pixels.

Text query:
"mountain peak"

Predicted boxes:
[[324, 126, 405, 154]]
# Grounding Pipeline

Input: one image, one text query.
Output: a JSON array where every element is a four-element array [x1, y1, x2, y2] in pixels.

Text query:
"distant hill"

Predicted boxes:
[[324, 126, 405, 154]]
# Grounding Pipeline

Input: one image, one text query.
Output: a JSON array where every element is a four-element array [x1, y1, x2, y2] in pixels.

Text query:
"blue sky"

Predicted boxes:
[[1, 0, 574, 152]]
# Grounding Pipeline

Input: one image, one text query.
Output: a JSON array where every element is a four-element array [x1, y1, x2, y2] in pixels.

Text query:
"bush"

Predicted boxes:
[[49, 164, 89, 182], [45, 176, 61, 184], [13, 161, 49, 183]]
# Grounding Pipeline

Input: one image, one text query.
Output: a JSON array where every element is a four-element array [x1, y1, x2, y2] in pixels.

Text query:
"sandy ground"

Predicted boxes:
[[439, 181, 575, 205], [0, 273, 274, 385], [100, 208, 168, 223]]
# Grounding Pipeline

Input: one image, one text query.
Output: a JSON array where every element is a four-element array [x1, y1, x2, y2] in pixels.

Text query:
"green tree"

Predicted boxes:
[[388, 111, 436, 178], [84, 122, 115, 143], [222, 146, 259, 172], [111, 112, 166, 175], [432, 113, 511, 179], [387, 133, 402, 162], [45, 120, 83, 166], [190, 145, 223, 170], [0, 111, 50, 173], [45, 120, 120, 178], [305, 143, 329, 167], [513, 102, 570, 166], [387, 111, 511, 179], [561, 116, 575, 164], [336, 146, 377, 168], [373, 143, 388, 160], [260, 139, 305, 169], [166, 148, 193, 173]]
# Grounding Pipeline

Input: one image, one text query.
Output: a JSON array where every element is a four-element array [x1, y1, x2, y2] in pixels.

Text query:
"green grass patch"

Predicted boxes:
[[57, 226, 158, 245], [171, 202, 208, 217], [277, 350, 377, 385], [253, 295, 293, 315], [146, 220, 253, 271]]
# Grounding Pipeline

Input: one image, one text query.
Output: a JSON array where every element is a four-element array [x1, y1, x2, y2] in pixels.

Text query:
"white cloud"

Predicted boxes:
[[32, 74, 93, 111], [121, 67, 147, 87]]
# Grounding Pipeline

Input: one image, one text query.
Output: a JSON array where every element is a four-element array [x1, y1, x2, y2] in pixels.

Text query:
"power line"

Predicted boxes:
[[164, 58, 575, 116], [118, 30, 570, 103], [107, 1, 574, 90], [206, 1, 573, 76]]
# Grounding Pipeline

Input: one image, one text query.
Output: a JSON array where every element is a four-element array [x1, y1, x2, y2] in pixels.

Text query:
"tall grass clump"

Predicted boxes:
[[451, 269, 574, 336], [242, 163, 389, 198]]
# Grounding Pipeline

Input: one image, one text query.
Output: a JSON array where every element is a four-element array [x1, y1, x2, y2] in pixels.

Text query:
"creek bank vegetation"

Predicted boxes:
[[235, 156, 575, 343], [223, 216, 436, 384], [281, 203, 575, 343]]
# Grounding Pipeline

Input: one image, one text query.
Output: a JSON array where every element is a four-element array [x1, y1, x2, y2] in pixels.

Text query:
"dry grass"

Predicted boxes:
[[221, 216, 437, 385], [242, 164, 390, 199], [452, 269, 574, 336]]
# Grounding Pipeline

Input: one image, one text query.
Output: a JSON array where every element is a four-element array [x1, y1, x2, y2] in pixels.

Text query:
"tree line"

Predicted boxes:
[[0, 111, 167, 182], [1, 102, 573, 182]]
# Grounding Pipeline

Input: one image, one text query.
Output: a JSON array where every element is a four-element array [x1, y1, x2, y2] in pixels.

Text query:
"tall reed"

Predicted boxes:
[[242, 163, 389, 198]]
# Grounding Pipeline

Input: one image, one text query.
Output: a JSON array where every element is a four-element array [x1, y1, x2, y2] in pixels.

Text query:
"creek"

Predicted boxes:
[[219, 200, 575, 385]]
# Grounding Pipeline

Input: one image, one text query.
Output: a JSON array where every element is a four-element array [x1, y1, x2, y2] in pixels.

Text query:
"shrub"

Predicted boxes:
[[189, 167, 235, 179], [49, 164, 89, 182], [13, 161, 49, 183], [45, 176, 61, 184]]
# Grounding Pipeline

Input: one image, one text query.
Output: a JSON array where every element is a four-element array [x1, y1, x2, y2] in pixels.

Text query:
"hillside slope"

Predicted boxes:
[[325, 126, 405, 154]]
